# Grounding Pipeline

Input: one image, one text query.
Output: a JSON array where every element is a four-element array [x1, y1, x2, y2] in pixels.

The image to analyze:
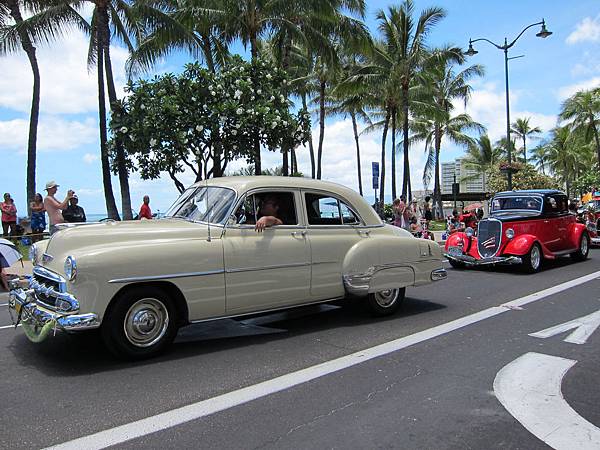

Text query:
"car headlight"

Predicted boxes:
[[465, 227, 474, 237], [29, 245, 38, 264], [505, 228, 515, 239], [64, 256, 77, 281]]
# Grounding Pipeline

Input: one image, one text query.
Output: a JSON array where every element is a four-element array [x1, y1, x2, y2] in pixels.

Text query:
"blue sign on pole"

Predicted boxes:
[[372, 161, 379, 178], [372, 176, 378, 190]]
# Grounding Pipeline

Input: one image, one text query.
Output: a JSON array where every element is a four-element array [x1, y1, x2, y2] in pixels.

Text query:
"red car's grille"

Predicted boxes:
[[477, 219, 502, 258]]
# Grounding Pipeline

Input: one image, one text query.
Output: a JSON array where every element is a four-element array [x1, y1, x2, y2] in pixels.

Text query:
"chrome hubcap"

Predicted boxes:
[[374, 289, 400, 308], [581, 236, 588, 255], [531, 246, 540, 270], [124, 298, 169, 348]]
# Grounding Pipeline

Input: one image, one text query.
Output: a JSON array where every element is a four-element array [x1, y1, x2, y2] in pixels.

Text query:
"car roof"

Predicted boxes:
[[494, 189, 565, 197], [191, 176, 383, 226]]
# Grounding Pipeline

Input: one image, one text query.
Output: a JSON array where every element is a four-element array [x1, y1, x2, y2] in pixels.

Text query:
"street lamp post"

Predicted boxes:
[[466, 19, 552, 190]]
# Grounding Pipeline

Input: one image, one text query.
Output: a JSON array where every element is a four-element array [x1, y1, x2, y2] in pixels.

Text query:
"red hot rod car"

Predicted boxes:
[[445, 190, 590, 273]]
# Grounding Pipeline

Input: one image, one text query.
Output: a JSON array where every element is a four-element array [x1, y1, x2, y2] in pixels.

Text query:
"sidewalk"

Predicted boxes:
[[5, 260, 33, 278]]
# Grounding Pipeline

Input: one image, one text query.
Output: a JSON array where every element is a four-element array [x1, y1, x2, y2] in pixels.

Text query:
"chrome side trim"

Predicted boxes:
[[225, 262, 310, 274], [431, 269, 447, 281], [108, 270, 225, 284], [189, 296, 345, 324]]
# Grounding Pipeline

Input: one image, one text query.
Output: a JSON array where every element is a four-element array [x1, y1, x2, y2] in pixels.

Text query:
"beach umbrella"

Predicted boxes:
[[0, 238, 23, 268], [463, 202, 483, 212]]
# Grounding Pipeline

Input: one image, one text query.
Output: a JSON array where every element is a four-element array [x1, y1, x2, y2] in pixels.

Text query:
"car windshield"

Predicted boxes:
[[491, 196, 542, 213], [165, 186, 236, 224]]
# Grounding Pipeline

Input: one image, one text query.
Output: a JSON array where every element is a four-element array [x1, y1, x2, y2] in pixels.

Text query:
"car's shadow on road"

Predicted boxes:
[[7, 295, 446, 377]]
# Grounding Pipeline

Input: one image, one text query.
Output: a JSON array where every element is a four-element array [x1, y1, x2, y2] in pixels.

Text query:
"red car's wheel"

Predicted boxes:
[[522, 243, 542, 274], [570, 232, 590, 262]]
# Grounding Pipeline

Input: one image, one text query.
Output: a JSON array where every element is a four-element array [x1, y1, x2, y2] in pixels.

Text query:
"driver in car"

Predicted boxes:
[[255, 195, 283, 232]]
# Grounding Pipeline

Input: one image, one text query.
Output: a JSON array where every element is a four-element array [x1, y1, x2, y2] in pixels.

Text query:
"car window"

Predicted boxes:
[[340, 202, 360, 224], [233, 191, 298, 225], [492, 196, 542, 212], [305, 193, 359, 225]]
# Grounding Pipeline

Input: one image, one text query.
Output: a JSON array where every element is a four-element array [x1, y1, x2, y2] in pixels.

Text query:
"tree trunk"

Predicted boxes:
[[434, 124, 443, 220], [591, 117, 600, 171], [522, 136, 527, 164], [282, 149, 289, 176], [200, 34, 215, 74], [291, 148, 298, 175], [167, 168, 186, 193], [101, 8, 132, 220], [401, 84, 411, 201], [391, 108, 397, 200], [7, 0, 39, 214], [379, 110, 391, 211], [316, 79, 326, 179], [96, 33, 120, 220], [302, 93, 315, 178], [351, 112, 363, 196]]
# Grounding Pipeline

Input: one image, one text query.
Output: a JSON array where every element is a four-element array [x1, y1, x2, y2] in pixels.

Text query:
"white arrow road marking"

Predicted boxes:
[[529, 309, 600, 344], [494, 352, 600, 450]]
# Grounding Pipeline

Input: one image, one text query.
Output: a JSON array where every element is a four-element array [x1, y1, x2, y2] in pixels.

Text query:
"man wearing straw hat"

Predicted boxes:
[[43, 181, 74, 234]]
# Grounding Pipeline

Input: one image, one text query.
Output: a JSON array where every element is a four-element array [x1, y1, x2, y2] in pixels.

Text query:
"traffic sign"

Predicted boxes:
[[372, 176, 378, 190], [372, 161, 379, 178]]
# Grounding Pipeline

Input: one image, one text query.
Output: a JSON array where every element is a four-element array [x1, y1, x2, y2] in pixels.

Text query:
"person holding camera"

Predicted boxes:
[[43, 181, 74, 234]]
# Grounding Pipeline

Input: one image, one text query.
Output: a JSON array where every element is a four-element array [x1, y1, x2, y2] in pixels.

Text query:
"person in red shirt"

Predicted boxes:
[[1, 193, 18, 238], [139, 195, 152, 220]]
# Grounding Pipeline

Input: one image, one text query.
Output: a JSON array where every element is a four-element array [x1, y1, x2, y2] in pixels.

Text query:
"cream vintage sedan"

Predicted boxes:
[[8, 177, 446, 359]]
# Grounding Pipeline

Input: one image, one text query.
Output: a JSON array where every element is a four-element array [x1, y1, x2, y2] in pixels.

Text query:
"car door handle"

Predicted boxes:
[[359, 230, 370, 236], [292, 231, 306, 237]]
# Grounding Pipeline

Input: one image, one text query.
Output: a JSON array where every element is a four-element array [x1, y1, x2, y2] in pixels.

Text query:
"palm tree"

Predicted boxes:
[[376, 1, 446, 201], [530, 143, 549, 174], [559, 87, 600, 170], [546, 126, 580, 198], [328, 54, 373, 195], [1, 0, 46, 213], [511, 117, 541, 163], [412, 50, 484, 217], [462, 134, 502, 180]]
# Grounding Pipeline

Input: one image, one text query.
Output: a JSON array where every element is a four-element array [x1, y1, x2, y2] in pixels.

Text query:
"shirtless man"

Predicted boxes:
[[255, 196, 283, 232], [43, 181, 74, 234]]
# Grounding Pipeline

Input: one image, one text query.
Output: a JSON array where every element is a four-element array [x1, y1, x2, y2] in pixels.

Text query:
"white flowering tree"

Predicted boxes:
[[110, 57, 310, 192]]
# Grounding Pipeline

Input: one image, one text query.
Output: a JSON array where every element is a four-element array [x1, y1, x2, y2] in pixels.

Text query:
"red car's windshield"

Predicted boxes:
[[491, 196, 542, 212]]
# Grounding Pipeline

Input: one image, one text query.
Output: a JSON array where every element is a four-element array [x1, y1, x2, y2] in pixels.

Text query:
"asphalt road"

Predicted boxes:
[[1, 251, 599, 449]]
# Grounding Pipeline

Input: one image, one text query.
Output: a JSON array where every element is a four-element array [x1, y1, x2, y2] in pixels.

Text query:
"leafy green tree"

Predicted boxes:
[[487, 162, 559, 193], [462, 135, 502, 179], [510, 117, 541, 163], [111, 58, 310, 192], [559, 87, 600, 170]]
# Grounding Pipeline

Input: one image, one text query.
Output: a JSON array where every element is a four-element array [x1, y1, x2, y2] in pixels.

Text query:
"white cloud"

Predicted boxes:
[[0, 29, 129, 115], [83, 153, 99, 164], [456, 83, 556, 144], [0, 116, 97, 153], [557, 77, 600, 100], [566, 15, 600, 44]]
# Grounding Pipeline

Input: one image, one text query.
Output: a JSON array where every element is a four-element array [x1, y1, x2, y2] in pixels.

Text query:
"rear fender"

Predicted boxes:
[[343, 236, 438, 296], [565, 222, 588, 248]]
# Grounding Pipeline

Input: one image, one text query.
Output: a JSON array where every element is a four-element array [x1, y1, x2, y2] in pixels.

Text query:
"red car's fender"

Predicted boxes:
[[503, 234, 547, 257], [445, 232, 478, 257], [565, 222, 588, 248]]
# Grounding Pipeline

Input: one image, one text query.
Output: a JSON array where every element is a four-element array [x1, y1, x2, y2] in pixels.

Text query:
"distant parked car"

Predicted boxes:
[[9, 177, 446, 359], [444, 190, 590, 273]]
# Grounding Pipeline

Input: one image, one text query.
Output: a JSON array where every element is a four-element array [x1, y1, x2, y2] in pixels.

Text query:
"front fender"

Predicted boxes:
[[503, 234, 546, 256], [445, 232, 467, 251]]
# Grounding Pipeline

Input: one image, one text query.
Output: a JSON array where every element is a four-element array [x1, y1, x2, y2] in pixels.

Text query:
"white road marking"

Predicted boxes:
[[529, 308, 600, 344], [0, 324, 19, 330], [494, 352, 600, 449], [45, 269, 600, 450], [0, 303, 8, 307]]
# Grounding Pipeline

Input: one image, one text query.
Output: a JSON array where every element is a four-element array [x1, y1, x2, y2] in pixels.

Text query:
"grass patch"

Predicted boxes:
[[428, 220, 447, 231]]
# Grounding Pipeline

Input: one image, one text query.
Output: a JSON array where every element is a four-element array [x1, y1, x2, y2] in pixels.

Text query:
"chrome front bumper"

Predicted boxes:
[[591, 236, 600, 245], [8, 280, 99, 334], [444, 253, 523, 266]]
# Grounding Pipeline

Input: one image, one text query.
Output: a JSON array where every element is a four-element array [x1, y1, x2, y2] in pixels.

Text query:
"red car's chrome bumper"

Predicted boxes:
[[444, 252, 522, 266]]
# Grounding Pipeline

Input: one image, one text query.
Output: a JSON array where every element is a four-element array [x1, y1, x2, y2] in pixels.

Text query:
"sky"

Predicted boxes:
[[1, 0, 600, 216]]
